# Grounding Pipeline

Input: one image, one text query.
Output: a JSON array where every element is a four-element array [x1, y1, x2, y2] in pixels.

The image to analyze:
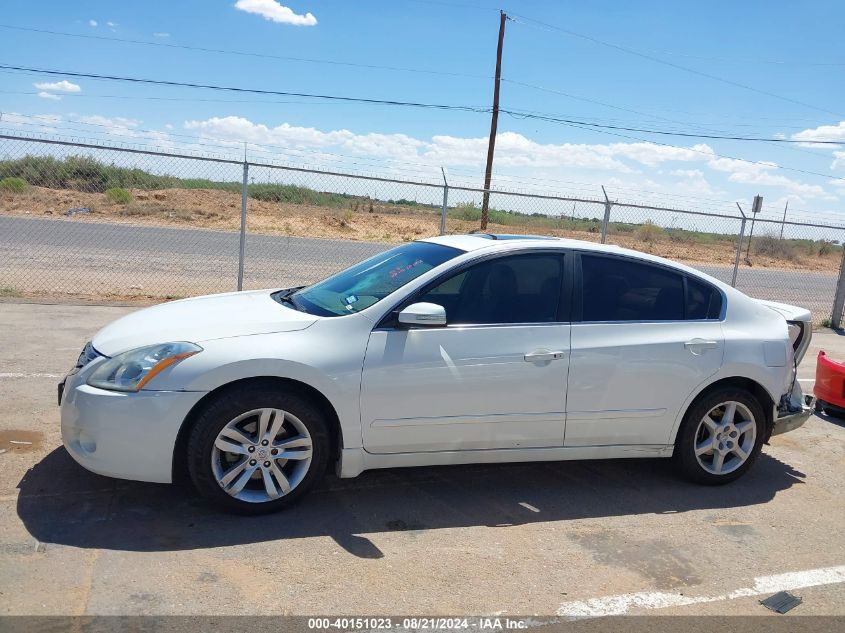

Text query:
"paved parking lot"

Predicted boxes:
[[1, 301, 844, 616]]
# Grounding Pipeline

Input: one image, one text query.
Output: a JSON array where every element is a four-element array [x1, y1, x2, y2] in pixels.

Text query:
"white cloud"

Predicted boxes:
[[88, 19, 97, 27], [791, 120, 845, 147], [606, 142, 713, 167], [183, 117, 735, 182], [234, 0, 317, 26], [1, 112, 63, 133], [153, 32, 170, 38], [832, 151, 845, 171], [106, 21, 117, 27], [708, 156, 832, 199], [36, 92, 62, 101], [667, 169, 716, 195], [33, 80, 81, 93]]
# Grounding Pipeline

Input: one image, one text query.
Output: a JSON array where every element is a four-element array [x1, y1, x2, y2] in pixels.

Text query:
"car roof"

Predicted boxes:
[[420, 233, 733, 290], [423, 233, 621, 253]]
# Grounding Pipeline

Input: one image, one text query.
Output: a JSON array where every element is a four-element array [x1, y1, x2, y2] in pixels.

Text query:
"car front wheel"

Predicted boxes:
[[674, 387, 765, 485], [187, 384, 330, 514]]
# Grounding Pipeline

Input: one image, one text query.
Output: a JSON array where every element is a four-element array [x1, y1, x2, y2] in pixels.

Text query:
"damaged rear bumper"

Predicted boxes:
[[771, 395, 815, 437]]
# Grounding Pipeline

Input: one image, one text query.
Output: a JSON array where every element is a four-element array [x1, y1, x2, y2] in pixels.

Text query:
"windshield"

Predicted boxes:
[[289, 241, 462, 317]]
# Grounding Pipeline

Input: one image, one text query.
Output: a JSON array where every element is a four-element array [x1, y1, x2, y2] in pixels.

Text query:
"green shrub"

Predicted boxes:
[[105, 187, 132, 204], [817, 240, 835, 256], [636, 220, 663, 243], [753, 234, 798, 261], [0, 177, 28, 193], [247, 183, 349, 207], [449, 203, 482, 222]]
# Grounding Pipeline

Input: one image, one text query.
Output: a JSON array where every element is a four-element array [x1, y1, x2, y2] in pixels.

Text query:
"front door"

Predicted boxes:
[[360, 252, 571, 454]]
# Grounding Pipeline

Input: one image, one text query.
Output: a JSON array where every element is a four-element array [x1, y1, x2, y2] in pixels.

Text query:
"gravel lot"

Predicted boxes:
[[1, 302, 844, 617]]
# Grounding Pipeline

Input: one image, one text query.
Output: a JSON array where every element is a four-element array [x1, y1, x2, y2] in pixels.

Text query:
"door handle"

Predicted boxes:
[[685, 339, 718, 355], [524, 350, 566, 362]]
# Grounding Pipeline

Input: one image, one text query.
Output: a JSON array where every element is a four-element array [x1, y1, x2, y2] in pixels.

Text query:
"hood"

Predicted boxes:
[[92, 289, 318, 356]]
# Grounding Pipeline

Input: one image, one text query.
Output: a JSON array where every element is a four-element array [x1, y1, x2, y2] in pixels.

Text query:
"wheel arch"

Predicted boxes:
[[171, 376, 343, 484], [668, 375, 776, 446]]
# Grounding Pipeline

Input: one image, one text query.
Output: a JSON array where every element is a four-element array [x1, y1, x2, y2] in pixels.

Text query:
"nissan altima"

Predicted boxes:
[[59, 234, 813, 513]]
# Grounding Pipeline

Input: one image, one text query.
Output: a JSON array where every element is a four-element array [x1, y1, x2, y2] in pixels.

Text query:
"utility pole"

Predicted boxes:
[[779, 199, 789, 240], [480, 10, 507, 230]]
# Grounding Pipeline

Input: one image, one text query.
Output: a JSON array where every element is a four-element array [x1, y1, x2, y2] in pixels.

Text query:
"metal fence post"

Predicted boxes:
[[731, 202, 747, 288], [732, 217, 746, 288], [439, 167, 449, 236], [830, 247, 845, 329], [600, 185, 612, 244], [237, 161, 248, 291]]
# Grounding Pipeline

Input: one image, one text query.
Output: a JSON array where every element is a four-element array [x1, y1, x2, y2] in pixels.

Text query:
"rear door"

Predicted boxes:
[[565, 253, 724, 447], [360, 251, 572, 454]]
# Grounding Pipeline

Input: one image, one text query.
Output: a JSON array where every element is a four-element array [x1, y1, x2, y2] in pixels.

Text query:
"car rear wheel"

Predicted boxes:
[[674, 388, 765, 485], [187, 384, 330, 514]]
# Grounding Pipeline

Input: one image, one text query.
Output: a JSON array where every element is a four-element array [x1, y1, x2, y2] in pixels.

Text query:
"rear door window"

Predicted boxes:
[[581, 254, 684, 322]]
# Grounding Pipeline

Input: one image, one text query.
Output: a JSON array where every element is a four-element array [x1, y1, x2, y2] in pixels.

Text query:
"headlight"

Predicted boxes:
[[87, 342, 202, 392]]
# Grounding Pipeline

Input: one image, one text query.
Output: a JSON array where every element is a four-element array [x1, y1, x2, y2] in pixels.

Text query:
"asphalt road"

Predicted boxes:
[[0, 302, 844, 618], [0, 215, 837, 319]]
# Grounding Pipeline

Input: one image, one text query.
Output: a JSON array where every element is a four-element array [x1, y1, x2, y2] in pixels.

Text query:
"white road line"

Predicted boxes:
[[0, 372, 61, 379], [556, 564, 845, 617]]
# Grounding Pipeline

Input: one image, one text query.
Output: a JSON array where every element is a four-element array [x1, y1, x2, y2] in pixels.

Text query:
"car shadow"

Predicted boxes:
[[814, 408, 845, 429], [17, 447, 804, 559]]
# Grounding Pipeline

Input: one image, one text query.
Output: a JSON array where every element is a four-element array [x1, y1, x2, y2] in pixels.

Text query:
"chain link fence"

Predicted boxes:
[[1, 133, 844, 325]]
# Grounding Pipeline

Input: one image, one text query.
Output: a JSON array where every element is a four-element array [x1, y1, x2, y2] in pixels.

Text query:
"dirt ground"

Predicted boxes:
[[1, 186, 840, 273]]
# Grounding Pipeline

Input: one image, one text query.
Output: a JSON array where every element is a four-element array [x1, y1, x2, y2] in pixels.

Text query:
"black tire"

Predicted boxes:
[[187, 383, 330, 514], [673, 387, 765, 485]]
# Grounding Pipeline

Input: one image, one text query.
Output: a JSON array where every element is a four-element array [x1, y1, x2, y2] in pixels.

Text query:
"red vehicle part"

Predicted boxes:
[[814, 351, 845, 414]]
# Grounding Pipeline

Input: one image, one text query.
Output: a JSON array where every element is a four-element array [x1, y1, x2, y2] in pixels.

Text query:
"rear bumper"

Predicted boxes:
[[771, 396, 814, 437]]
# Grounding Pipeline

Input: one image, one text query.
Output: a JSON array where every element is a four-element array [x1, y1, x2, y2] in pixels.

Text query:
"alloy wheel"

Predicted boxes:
[[694, 400, 756, 476], [211, 408, 313, 503]]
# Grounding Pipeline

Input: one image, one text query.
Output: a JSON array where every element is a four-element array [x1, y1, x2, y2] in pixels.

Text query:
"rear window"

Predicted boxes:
[[686, 276, 723, 319]]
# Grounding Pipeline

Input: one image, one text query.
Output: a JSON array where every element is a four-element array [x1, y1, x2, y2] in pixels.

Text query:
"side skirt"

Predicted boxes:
[[336, 444, 674, 478]]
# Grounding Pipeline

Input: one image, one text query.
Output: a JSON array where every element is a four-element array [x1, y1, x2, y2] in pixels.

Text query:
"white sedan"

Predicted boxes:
[[59, 234, 813, 513]]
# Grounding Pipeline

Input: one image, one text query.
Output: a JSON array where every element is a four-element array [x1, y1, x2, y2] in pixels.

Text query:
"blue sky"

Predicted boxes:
[[2, 0, 845, 219]]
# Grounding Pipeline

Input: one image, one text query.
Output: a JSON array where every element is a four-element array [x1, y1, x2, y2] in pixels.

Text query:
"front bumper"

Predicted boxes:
[[771, 396, 815, 437], [61, 373, 206, 483]]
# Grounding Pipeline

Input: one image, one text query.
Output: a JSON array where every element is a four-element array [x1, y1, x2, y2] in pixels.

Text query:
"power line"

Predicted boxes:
[[5, 64, 843, 185], [605, 45, 845, 67], [0, 24, 489, 80], [0, 63, 491, 113], [500, 108, 845, 145], [508, 13, 845, 119], [500, 79, 834, 132], [6, 64, 843, 146]]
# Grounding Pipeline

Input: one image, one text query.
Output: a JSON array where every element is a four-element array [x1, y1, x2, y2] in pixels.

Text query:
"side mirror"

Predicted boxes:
[[397, 302, 447, 327]]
